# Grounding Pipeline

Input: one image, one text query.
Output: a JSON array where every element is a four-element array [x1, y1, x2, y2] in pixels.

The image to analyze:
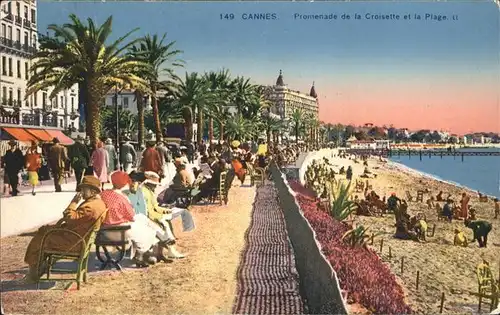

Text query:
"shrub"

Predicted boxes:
[[289, 180, 413, 315], [328, 180, 356, 221]]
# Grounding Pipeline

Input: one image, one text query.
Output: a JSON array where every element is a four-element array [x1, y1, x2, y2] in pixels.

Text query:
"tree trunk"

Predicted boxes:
[[151, 84, 162, 142], [182, 107, 193, 142], [208, 117, 214, 145], [87, 83, 103, 143], [219, 122, 224, 141], [196, 108, 203, 146], [266, 126, 271, 145], [135, 90, 145, 147], [295, 125, 299, 144]]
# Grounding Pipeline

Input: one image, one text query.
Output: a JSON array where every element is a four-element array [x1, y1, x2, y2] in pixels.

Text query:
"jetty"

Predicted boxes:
[[345, 149, 500, 162]]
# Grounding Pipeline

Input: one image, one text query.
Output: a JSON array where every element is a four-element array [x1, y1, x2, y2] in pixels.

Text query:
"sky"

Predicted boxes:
[[37, 1, 500, 135]]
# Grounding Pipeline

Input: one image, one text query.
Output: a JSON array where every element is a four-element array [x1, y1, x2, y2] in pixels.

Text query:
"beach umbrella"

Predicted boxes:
[[231, 140, 241, 148]]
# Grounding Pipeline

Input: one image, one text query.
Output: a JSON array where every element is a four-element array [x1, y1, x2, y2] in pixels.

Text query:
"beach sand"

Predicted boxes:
[[327, 155, 500, 314]]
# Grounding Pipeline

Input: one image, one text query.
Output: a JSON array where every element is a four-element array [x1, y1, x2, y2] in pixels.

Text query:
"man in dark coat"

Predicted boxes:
[[48, 137, 68, 192], [465, 219, 493, 247], [68, 135, 90, 190], [3, 140, 24, 196]]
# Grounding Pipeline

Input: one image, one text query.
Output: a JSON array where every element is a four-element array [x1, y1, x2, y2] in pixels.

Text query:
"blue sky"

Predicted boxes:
[[37, 1, 500, 133]]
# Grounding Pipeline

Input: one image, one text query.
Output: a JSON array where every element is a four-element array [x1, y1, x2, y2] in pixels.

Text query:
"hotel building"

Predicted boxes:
[[266, 70, 319, 121], [0, 0, 78, 145]]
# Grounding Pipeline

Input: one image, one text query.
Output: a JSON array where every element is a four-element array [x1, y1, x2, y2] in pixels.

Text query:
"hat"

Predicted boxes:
[[53, 137, 60, 144], [76, 135, 84, 141], [391, 192, 396, 196], [8, 140, 17, 146], [144, 171, 161, 185], [129, 171, 146, 183], [110, 171, 131, 189], [77, 175, 101, 193], [105, 138, 113, 145]]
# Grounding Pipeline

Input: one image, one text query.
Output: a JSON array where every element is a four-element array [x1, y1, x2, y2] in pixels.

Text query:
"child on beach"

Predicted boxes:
[[453, 229, 468, 247]]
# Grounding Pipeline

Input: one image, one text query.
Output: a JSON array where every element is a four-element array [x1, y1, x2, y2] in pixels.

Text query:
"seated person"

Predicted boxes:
[[199, 156, 213, 179], [453, 229, 468, 247], [464, 219, 493, 248], [413, 214, 427, 241], [232, 157, 246, 185], [441, 199, 453, 222], [436, 191, 444, 202], [100, 171, 158, 267], [143, 172, 196, 258], [468, 207, 477, 220], [162, 163, 194, 204], [23, 176, 106, 282]]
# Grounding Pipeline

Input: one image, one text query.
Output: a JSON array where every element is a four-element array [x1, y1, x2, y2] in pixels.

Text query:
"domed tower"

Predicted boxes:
[[276, 70, 285, 86], [309, 81, 318, 99]]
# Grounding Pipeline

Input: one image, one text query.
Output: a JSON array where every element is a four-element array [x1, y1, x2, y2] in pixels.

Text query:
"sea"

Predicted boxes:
[[389, 148, 500, 198]]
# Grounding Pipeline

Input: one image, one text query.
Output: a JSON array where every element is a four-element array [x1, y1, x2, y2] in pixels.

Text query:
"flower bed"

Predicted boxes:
[[288, 180, 413, 315]]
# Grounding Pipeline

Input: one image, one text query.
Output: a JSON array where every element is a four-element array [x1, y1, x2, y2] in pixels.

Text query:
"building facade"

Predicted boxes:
[[103, 89, 156, 114], [266, 70, 319, 121], [0, 0, 78, 144]]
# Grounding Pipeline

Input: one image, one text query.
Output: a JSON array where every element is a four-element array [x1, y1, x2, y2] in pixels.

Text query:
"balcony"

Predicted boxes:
[[1, 98, 7, 106], [22, 113, 40, 127], [23, 18, 31, 29], [13, 40, 21, 50], [43, 105, 52, 112], [15, 16, 22, 25], [4, 13, 13, 21], [13, 99, 21, 107], [42, 115, 58, 128], [0, 37, 13, 48]]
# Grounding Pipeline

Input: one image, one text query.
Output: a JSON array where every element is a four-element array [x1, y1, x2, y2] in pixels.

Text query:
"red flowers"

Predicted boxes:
[[289, 180, 413, 315]]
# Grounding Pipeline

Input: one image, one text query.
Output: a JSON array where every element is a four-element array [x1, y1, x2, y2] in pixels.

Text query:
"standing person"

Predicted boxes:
[[460, 192, 470, 219], [104, 138, 118, 175], [141, 141, 162, 175], [186, 141, 195, 164], [25, 141, 42, 196], [91, 140, 109, 190], [465, 219, 493, 248], [346, 166, 353, 181], [156, 141, 169, 179], [198, 140, 207, 157], [120, 137, 137, 173], [68, 135, 91, 189], [48, 138, 68, 193], [494, 198, 499, 219], [3, 140, 24, 196]]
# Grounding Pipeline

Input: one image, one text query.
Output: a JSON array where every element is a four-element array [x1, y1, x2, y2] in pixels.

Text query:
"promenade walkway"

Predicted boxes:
[[232, 181, 304, 314]]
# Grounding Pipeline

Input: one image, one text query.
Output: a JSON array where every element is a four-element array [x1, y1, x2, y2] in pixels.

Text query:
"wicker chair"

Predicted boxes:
[[36, 211, 107, 290]]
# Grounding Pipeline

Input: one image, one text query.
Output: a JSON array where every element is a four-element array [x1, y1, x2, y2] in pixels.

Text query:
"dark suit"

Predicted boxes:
[[68, 142, 90, 189], [48, 143, 68, 192], [3, 149, 24, 196]]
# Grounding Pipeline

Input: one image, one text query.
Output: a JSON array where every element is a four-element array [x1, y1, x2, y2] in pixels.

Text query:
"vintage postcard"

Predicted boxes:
[[0, 1, 499, 315]]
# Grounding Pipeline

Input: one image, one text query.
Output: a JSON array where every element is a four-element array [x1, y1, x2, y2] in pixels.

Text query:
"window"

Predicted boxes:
[[2, 87, 6, 101], [53, 98, 57, 108], [17, 89, 21, 104], [60, 95, 64, 107], [1, 57, 6, 76], [8, 58, 12, 76], [25, 61, 28, 79], [7, 2, 11, 14], [32, 34, 36, 47], [71, 97, 74, 111], [42, 92, 46, 106], [123, 97, 129, 108], [31, 9, 36, 23], [1, 24, 6, 37], [7, 26, 12, 39], [17, 60, 21, 78], [16, 2, 20, 16], [59, 119, 63, 128], [34, 92, 38, 106], [24, 6, 28, 19], [16, 28, 20, 41], [8, 90, 13, 102], [24, 32, 28, 46]]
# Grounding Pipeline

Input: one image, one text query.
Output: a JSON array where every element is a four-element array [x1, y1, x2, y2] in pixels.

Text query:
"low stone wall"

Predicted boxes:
[[270, 163, 347, 314]]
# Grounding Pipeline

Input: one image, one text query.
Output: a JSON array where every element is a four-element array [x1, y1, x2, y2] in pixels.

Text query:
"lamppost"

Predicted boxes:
[[114, 86, 121, 170]]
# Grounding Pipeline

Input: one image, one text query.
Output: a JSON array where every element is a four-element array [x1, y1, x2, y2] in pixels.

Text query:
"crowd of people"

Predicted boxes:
[[4, 135, 312, 282]]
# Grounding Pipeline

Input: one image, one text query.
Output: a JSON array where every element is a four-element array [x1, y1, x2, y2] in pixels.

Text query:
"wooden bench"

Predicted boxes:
[[416, 190, 424, 202], [95, 225, 132, 271]]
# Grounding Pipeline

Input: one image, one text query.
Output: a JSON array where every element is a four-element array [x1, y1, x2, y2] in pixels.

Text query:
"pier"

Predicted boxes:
[[345, 149, 500, 162]]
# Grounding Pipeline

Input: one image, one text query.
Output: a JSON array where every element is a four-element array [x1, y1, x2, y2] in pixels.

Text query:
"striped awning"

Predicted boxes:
[[25, 129, 53, 142], [1, 127, 38, 142], [45, 129, 74, 145]]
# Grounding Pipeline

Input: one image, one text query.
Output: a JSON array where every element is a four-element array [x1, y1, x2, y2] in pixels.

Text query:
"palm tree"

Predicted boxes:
[[232, 76, 259, 118], [128, 34, 184, 142], [175, 72, 211, 144], [224, 113, 256, 141], [26, 14, 150, 142], [203, 69, 232, 145]]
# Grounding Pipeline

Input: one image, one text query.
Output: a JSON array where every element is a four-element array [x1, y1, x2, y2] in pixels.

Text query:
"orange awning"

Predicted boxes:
[[45, 130, 74, 145], [2, 127, 38, 142], [25, 128, 53, 142]]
